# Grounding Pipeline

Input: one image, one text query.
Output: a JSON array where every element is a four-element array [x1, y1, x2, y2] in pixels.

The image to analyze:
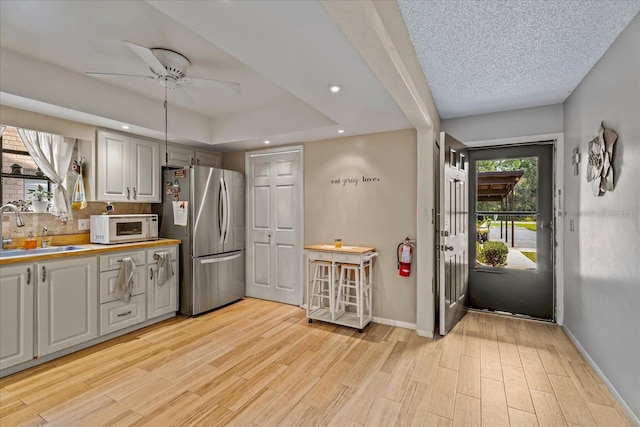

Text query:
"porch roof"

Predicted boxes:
[[477, 170, 524, 202]]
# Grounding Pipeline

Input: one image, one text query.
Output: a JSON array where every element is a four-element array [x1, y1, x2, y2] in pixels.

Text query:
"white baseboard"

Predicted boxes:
[[563, 325, 639, 426], [372, 316, 416, 331]]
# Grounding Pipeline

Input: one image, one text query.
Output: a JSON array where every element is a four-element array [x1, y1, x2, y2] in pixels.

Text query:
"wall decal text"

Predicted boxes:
[[330, 176, 381, 187]]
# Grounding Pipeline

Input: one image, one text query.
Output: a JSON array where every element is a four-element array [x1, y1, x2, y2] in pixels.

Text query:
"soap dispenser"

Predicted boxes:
[[25, 231, 37, 250]]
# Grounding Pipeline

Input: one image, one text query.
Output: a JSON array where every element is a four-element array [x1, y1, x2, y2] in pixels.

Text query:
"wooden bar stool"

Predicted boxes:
[[335, 263, 361, 317], [309, 261, 335, 312]]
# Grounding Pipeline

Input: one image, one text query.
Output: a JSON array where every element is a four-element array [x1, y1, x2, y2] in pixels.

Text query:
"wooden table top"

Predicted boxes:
[[304, 244, 376, 254]]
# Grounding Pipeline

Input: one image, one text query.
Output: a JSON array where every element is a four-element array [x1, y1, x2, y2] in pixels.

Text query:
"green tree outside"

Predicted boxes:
[[477, 157, 537, 221]]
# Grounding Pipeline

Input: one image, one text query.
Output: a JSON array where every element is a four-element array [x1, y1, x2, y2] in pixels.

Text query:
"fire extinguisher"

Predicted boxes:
[[397, 237, 414, 277]]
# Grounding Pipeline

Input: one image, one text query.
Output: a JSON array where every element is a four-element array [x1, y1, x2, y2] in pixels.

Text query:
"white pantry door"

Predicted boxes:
[[245, 147, 303, 305]]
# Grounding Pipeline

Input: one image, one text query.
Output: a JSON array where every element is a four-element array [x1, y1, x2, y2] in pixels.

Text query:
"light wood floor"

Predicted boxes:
[[0, 298, 632, 427]]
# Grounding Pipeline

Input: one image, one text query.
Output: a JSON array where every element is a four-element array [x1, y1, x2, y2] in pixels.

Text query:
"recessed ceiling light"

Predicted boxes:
[[264, 140, 270, 144], [122, 125, 130, 130], [329, 85, 342, 93], [337, 129, 345, 134]]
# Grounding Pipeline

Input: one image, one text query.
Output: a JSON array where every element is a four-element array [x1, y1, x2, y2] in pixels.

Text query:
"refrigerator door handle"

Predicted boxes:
[[223, 177, 231, 244], [219, 177, 227, 245], [200, 252, 243, 264]]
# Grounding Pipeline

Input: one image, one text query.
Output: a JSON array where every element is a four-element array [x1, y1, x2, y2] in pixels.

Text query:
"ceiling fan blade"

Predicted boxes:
[[170, 85, 196, 106], [86, 72, 155, 80], [182, 77, 241, 95], [124, 40, 168, 76]]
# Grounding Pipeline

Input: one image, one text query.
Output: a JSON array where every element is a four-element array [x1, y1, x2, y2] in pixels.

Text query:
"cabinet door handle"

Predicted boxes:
[[27, 267, 31, 285], [127, 187, 131, 199], [150, 267, 154, 280], [197, 158, 200, 165], [117, 311, 132, 317], [42, 266, 46, 283], [133, 187, 137, 200]]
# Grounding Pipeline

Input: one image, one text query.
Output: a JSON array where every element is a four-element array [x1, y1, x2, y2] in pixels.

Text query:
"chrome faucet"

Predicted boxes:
[[1, 203, 26, 250]]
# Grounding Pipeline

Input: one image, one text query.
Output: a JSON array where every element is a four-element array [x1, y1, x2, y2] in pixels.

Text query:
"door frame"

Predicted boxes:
[[467, 142, 555, 320], [453, 132, 565, 325], [244, 145, 305, 307]]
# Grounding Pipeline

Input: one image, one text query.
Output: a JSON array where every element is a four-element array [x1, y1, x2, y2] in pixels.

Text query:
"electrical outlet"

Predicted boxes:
[[78, 219, 90, 230]]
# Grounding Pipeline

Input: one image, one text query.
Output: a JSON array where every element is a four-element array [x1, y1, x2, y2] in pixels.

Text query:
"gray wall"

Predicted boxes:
[[442, 104, 563, 143], [563, 14, 640, 421]]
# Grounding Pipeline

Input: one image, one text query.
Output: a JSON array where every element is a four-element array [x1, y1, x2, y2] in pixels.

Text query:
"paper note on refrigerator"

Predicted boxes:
[[172, 201, 188, 226]]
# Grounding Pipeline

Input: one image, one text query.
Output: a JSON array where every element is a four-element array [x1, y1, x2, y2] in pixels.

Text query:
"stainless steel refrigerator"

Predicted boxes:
[[157, 166, 245, 316]]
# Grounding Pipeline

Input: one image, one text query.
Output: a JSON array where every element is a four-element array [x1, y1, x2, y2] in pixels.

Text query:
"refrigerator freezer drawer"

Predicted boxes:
[[191, 251, 244, 315], [218, 251, 244, 307]]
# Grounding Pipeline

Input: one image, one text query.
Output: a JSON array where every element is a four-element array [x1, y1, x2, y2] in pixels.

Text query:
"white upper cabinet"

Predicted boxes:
[[96, 131, 160, 202], [161, 143, 222, 169], [131, 137, 160, 202], [97, 131, 130, 201], [162, 143, 194, 168], [195, 151, 221, 168]]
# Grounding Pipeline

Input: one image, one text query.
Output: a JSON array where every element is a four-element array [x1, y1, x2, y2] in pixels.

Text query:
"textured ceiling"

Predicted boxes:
[[397, 0, 640, 119]]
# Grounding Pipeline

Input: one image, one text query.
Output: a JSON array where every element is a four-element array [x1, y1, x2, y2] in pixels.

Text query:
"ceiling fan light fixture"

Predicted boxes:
[[86, 41, 241, 107], [150, 48, 190, 79], [159, 76, 179, 90]]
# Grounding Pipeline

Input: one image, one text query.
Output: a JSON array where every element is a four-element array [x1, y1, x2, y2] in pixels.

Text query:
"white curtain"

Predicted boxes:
[[17, 128, 75, 220]]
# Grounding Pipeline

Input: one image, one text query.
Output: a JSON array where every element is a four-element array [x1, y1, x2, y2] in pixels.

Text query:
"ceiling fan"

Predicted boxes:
[[86, 41, 241, 105]]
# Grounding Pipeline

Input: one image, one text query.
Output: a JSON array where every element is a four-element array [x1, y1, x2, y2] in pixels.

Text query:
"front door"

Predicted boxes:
[[468, 144, 554, 320], [245, 147, 303, 305], [439, 132, 469, 335]]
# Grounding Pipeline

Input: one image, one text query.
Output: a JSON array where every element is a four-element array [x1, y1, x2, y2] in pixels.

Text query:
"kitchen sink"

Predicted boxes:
[[0, 246, 87, 258]]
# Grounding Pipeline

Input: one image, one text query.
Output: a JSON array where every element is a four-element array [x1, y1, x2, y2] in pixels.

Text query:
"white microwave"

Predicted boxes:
[[90, 214, 158, 244]]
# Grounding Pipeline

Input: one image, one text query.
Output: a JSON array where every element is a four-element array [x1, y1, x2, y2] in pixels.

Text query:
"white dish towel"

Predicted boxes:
[[155, 251, 174, 286], [115, 257, 136, 303]]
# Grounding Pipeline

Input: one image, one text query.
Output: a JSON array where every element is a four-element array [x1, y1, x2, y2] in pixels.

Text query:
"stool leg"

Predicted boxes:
[[336, 265, 345, 313], [330, 263, 336, 319], [321, 264, 330, 309], [355, 267, 360, 319], [311, 262, 320, 309]]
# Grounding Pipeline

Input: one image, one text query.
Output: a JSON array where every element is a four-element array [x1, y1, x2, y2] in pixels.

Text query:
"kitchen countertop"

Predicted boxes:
[[0, 239, 182, 265]]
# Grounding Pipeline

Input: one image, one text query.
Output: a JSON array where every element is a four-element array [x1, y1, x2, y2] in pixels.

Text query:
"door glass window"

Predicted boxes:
[[475, 157, 538, 270]]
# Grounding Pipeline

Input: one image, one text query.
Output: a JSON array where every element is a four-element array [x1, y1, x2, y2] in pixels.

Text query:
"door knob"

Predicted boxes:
[[443, 245, 454, 251]]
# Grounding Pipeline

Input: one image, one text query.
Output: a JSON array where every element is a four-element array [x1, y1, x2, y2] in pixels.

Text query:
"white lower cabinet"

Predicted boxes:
[[1, 243, 179, 375], [0, 264, 34, 370], [99, 265, 147, 335], [37, 257, 98, 357], [147, 247, 178, 319], [97, 245, 178, 333], [98, 250, 146, 336], [100, 294, 146, 335]]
